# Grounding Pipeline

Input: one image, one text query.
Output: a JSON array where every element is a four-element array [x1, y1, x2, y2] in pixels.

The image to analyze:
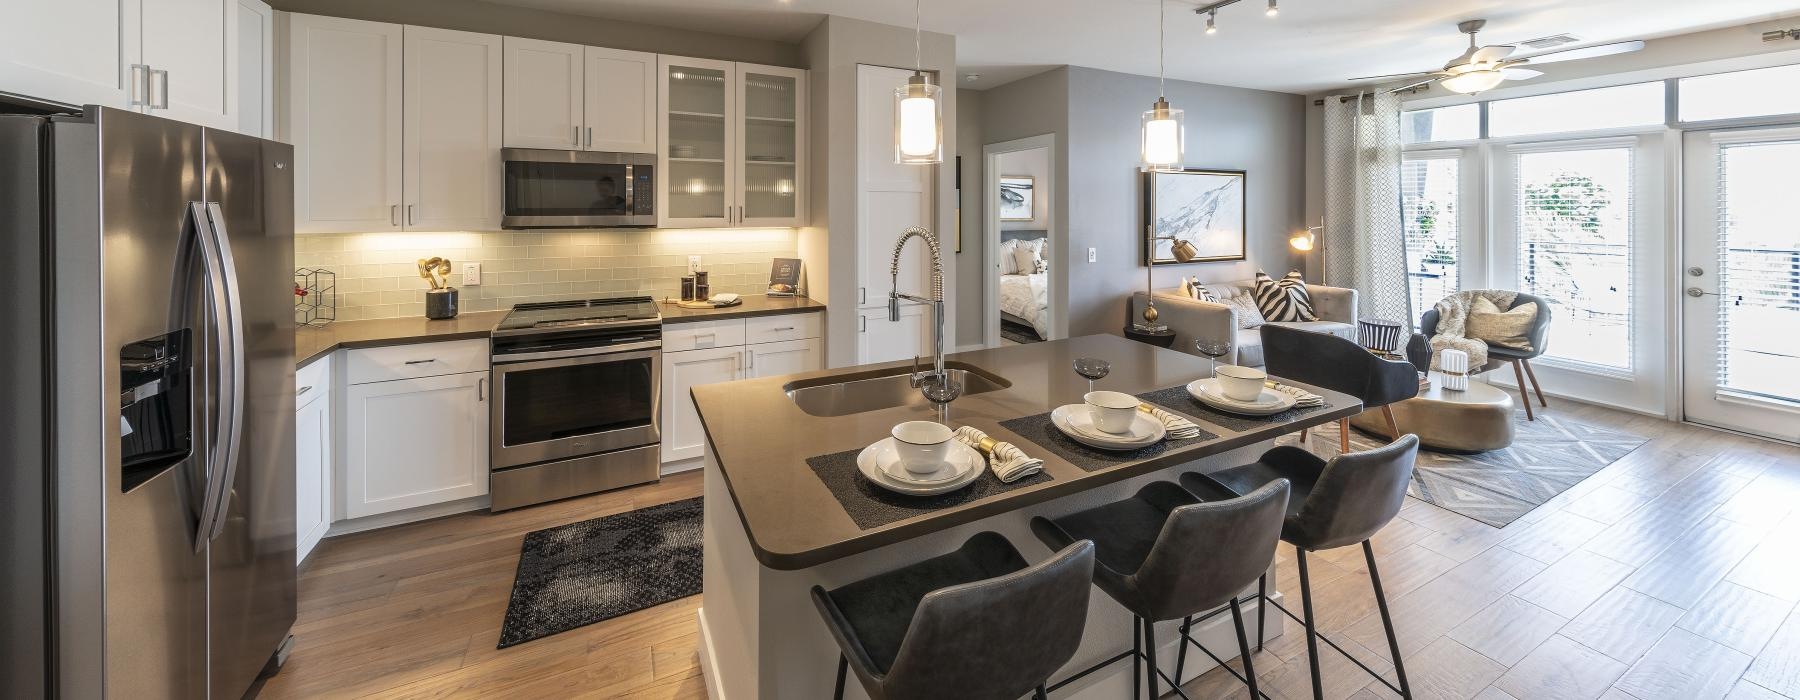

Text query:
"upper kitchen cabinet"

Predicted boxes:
[[402, 26, 503, 231], [502, 38, 655, 153], [0, 0, 258, 132], [659, 57, 806, 229], [234, 0, 274, 138], [284, 14, 404, 233], [284, 15, 501, 233]]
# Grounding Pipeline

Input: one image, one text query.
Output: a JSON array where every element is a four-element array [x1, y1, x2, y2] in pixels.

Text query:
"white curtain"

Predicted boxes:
[[1322, 91, 1412, 325]]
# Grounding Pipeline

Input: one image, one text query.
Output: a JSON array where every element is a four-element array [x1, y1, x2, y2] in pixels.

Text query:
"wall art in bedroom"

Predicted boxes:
[[1143, 168, 1246, 265], [999, 175, 1036, 222]]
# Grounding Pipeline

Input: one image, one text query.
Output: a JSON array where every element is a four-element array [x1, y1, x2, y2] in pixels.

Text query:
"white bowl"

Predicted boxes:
[[1083, 390, 1141, 435], [1214, 365, 1268, 402], [891, 421, 955, 475]]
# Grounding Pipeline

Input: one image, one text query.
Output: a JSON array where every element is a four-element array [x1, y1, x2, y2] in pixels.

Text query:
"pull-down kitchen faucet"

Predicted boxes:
[[888, 226, 957, 407]]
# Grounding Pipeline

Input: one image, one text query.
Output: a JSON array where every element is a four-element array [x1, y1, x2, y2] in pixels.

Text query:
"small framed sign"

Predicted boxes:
[[767, 257, 802, 296]]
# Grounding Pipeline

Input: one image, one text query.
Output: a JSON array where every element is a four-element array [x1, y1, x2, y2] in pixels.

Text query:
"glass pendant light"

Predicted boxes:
[[894, 0, 943, 164], [1141, 0, 1184, 172]]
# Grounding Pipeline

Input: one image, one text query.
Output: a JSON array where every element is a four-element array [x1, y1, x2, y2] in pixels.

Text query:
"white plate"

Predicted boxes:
[[1050, 404, 1166, 450], [856, 438, 985, 496], [1187, 379, 1297, 416]]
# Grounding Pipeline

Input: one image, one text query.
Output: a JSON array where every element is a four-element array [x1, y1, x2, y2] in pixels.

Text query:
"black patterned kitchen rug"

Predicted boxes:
[[497, 498, 702, 648]]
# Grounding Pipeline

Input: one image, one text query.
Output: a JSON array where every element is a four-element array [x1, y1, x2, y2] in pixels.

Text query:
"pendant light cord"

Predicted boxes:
[[1157, 0, 1166, 98], [914, 0, 923, 72]]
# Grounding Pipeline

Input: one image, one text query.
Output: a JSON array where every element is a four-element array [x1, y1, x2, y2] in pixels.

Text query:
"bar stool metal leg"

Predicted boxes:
[[1133, 616, 1143, 700], [1365, 540, 1413, 699], [1175, 614, 1193, 682], [1230, 597, 1261, 700], [1034, 685, 1049, 700], [834, 655, 847, 700], [1257, 574, 1268, 652], [1143, 616, 1160, 700], [1296, 547, 1324, 700]]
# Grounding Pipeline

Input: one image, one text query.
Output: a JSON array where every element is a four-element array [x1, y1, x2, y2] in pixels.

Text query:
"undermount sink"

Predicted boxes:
[[784, 362, 1012, 417]]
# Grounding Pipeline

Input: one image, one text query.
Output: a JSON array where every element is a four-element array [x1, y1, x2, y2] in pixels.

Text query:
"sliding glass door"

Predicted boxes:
[[1489, 136, 1668, 411], [1680, 127, 1800, 442], [1400, 152, 1471, 326]]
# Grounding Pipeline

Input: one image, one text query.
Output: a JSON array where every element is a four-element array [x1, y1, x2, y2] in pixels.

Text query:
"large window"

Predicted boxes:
[[1401, 104, 1480, 144], [1488, 82, 1665, 138], [1715, 139, 1800, 403], [1679, 64, 1800, 122], [1515, 147, 1635, 370], [1401, 156, 1461, 324]]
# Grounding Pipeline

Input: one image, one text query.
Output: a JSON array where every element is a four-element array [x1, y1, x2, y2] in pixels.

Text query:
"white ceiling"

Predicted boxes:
[[489, 0, 1800, 93]]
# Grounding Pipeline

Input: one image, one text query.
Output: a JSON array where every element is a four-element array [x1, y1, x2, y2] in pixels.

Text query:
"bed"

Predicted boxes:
[[999, 231, 1050, 340]]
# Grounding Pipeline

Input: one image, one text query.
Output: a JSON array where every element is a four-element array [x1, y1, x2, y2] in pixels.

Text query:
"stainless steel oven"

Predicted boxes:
[[489, 297, 663, 510], [502, 148, 655, 229]]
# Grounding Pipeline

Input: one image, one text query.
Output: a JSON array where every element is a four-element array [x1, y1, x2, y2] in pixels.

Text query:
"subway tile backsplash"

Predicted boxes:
[[295, 228, 800, 321]]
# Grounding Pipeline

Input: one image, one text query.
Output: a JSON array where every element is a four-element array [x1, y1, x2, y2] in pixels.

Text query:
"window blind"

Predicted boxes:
[[1715, 140, 1800, 404], [1515, 147, 1635, 370], [1400, 157, 1460, 326]]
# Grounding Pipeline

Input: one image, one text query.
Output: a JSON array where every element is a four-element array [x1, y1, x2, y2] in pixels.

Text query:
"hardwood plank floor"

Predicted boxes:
[[259, 398, 1800, 699]]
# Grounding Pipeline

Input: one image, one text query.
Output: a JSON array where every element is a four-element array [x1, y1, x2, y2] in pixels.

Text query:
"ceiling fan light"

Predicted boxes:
[[1440, 68, 1506, 94], [1266, 0, 1278, 17]]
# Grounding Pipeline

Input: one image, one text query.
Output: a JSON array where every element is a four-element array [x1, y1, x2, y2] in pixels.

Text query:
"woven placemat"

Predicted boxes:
[[996, 411, 1216, 473], [806, 448, 1053, 530], [1134, 385, 1334, 432]]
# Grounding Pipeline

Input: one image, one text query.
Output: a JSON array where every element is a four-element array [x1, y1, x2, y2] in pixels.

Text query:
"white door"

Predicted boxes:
[[859, 307, 928, 365], [141, 0, 236, 129], [232, 0, 273, 137], [286, 14, 403, 233], [747, 338, 821, 379], [1487, 135, 1668, 414], [0, 0, 142, 110], [659, 55, 736, 228], [736, 63, 805, 227], [294, 384, 331, 563], [501, 36, 582, 150], [402, 26, 502, 231], [856, 64, 934, 316], [342, 372, 489, 518], [660, 346, 743, 462], [584, 46, 656, 153], [1680, 127, 1800, 442]]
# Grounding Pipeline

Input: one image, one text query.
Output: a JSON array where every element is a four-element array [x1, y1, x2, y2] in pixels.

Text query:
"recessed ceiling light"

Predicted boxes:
[[964, 73, 980, 82]]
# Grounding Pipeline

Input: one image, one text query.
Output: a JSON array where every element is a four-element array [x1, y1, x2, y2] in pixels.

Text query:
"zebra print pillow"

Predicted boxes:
[[1252, 271, 1317, 322]]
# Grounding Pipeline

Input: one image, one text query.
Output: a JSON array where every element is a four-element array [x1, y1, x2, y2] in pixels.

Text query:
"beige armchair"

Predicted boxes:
[[1129, 280, 1359, 366]]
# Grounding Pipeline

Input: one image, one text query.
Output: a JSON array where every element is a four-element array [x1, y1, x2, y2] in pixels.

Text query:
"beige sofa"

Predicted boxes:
[[1129, 280, 1358, 367]]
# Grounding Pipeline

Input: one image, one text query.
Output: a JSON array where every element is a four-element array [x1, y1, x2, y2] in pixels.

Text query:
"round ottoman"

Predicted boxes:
[[1350, 372, 1515, 452]]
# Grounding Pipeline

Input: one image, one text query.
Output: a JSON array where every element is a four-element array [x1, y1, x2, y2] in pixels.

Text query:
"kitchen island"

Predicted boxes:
[[693, 334, 1360, 699]]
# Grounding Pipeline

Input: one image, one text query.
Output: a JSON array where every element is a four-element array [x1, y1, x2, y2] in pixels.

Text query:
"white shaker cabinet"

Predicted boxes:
[[660, 345, 744, 463], [234, 0, 274, 138], [294, 356, 332, 564], [140, 0, 237, 129], [858, 306, 928, 366], [584, 46, 657, 153], [284, 14, 403, 233], [501, 37, 583, 150], [747, 338, 821, 379], [660, 313, 823, 465], [340, 341, 490, 519], [658, 57, 806, 229], [402, 25, 502, 231]]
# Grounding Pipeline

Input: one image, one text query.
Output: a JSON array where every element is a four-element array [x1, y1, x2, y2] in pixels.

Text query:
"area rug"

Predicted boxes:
[[1001, 319, 1044, 345], [1282, 412, 1647, 528], [497, 497, 702, 648]]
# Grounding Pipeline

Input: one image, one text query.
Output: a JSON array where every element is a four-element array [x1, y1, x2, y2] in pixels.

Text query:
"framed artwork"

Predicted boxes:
[[999, 175, 1035, 222], [1143, 168, 1247, 265]]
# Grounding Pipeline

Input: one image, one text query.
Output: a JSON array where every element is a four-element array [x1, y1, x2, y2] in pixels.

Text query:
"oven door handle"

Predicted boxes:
[[491, 339, 663, 365]]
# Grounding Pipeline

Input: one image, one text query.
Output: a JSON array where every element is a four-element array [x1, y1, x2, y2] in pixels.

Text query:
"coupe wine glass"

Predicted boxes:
[[1073, 357, 1111, 393], [1195, 340, 1232, 373]]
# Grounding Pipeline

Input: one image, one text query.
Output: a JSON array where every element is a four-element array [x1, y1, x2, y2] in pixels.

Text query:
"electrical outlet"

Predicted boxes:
[[462, 262, 481, 286], [1087, 248, 1097, 263], [688, 255, 702, 273]]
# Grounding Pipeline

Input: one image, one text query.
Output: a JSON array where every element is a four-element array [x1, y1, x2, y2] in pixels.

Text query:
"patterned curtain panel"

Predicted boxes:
[[1323, 91, 1412, 325]]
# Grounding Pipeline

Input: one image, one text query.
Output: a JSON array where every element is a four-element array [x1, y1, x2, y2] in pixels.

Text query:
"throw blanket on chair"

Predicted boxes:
[[1429, 290, 1519, 371]]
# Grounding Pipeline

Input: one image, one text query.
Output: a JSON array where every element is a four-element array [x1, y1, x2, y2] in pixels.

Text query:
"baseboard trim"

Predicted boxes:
[[660, 457, 702, 476], [324, 495, 490, 537], [697, 606, 727, 700]]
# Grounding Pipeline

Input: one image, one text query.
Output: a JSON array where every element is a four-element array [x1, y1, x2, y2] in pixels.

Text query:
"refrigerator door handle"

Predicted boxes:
[[188, 202, 247, 550]]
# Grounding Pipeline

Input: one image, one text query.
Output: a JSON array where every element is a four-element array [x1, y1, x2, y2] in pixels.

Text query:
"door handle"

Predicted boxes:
[[149, 68, 169, 110], [296, 385, 312, 397], [404, 358, 438, 365], [477, 377, 486, 401], [1686, 287, 1742, 305], [391, 204, 399, 226], [747, 350, 754, 371], [771, 326, 795, 332], [586, 127, 593, 147], [407, 204, 415, 226], [574, 125, 580, 144], [738, 205, 745, 224], [860, 287, 867, 304], [128, 64, 151, 107], [860, 316, 867, 332], [187, 202, 246, 550]]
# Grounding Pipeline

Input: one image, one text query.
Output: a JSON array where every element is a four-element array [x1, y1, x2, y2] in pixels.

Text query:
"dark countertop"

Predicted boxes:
[[294, 296, 825, 366], [655, 295, 825, 324], [692, 334, 1362, 571]]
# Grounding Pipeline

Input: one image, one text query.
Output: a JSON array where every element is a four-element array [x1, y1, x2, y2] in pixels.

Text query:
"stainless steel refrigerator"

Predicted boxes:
[[1, 106, 296, 699]]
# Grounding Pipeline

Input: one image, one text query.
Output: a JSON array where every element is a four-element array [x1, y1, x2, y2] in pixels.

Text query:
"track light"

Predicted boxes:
[[1266, 0, 1278, 16], [1206, 10, 1217, 34]]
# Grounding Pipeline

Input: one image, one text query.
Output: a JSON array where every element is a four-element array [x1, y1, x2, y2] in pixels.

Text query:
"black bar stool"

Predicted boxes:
[[810, 532, 1095, 700], [1183, 434, 1421, 700], [1031, 480, 1290, 699]]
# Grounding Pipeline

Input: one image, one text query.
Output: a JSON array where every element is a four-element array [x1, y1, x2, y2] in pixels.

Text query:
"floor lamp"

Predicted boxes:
[[1135, 229, 1199, 332], [1289, 216, 1325, 282]]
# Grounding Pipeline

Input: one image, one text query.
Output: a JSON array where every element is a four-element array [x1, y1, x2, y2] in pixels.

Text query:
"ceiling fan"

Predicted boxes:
[[1350, 19, 1646, 95]]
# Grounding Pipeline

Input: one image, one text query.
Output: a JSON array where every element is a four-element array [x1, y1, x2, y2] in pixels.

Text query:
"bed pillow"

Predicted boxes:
[[1467, 296, 1538, 351], [1012, 239, 1042, 276], [1253, 271, 1317, 322], [998, 239, 1020, 275]]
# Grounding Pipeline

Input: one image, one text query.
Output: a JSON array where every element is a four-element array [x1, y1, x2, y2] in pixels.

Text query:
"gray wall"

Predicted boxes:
[[953, 88, 985, 344], [268, 0, 802, 67], [975, 68, 1072, 340], [1064, 66, 1306, 337]]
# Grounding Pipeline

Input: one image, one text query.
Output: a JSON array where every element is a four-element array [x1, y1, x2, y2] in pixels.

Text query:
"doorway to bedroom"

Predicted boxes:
[[984, 136, 1057, 346]]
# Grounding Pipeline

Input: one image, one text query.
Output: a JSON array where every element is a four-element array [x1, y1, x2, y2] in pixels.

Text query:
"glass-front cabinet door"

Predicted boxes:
[[736, 64, 806, 227], [659, 56, 735, 228]]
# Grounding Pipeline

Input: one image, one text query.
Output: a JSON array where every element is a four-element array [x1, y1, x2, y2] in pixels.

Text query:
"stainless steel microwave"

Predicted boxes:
[[502, 149, 655, 229]]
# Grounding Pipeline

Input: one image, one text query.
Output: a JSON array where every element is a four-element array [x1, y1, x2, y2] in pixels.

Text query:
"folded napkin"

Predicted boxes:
[[1138, 403, 1201, 440], [954, 426, 1044, 483], [1266, 381, 1324, 407]]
